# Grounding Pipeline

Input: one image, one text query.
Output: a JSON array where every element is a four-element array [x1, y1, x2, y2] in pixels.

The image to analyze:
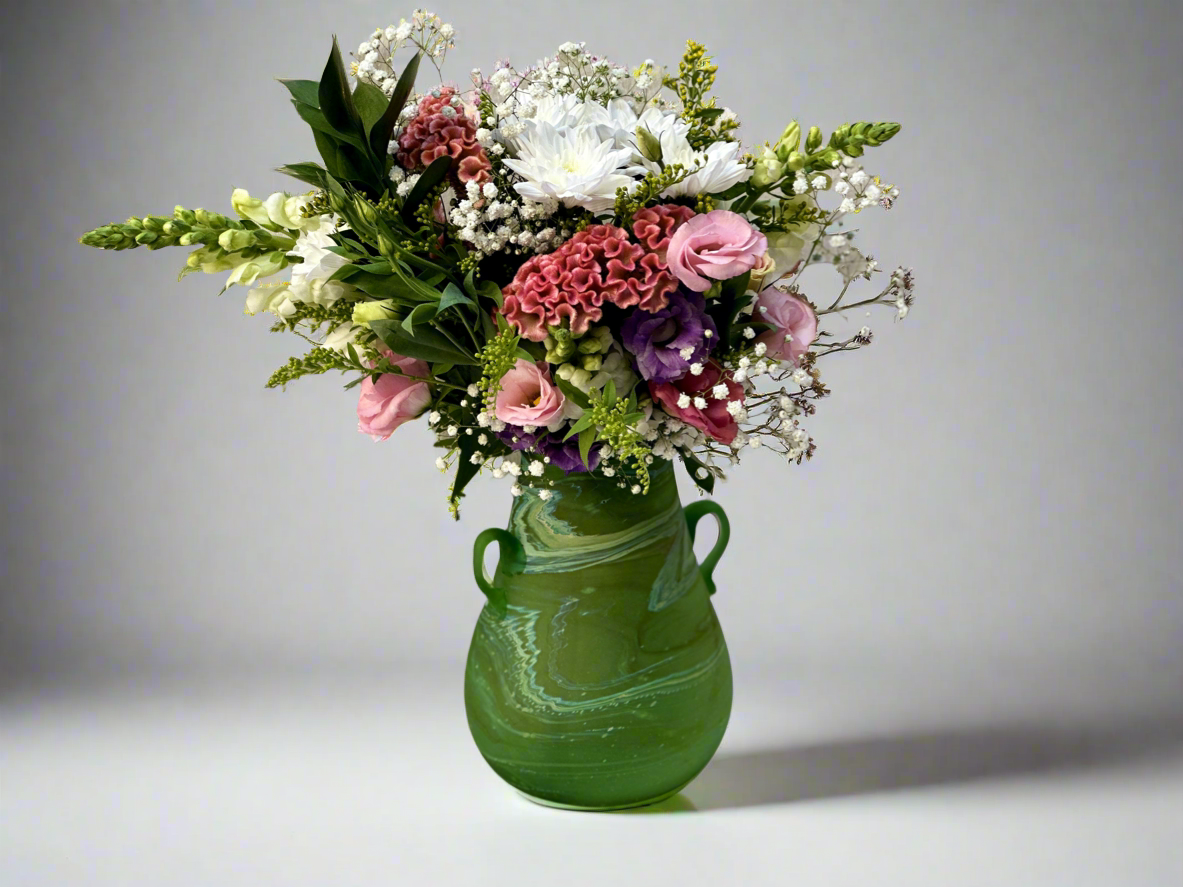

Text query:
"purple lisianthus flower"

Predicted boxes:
[[620, 288, 717, 383], [495, 425, 602, 473]]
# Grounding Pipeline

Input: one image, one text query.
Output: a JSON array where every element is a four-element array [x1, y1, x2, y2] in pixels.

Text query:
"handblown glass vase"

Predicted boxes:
[[464, 459, 732, 811]]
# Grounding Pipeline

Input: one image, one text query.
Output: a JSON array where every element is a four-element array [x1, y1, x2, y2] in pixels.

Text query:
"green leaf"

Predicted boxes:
[[513, 347, 537, 363], [341, 270, 436, 302], [318, 36, 360, 134], [696, 107, 725, 124], [563, 414, 596, 441], [555, 377, 591, 410], [277, 162, 329, 189], [682, 452, 716, 494], [578, 426, 597, 469], [463, 269, 479, 300], [603, 378, 617, 406], [449, 432, 481, 513], [437, 282, 475, 315], [371, 53, 421, 160], [373, 53, 425, 159], [368, 319, 479, 365], [292, 101, 366, 151], [401, 155, 451, 225], [313, 129, 363, 181], [278, 79, 320, 108], [352, 81, 389, 132], [401, 301, 437, 334], [476, 279, 503, 307]]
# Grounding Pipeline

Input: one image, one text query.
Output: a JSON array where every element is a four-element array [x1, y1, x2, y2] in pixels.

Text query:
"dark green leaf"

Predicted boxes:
[[368, 319, 479, 365], [682, 452, 716, 494], [401, 302, 437, 334], [279, 79, 320, 108], [709, 181, 750, 201], [401, 155, 452, 225], [696, 107, 725, 124], [343, 376, 364, 390], [371, 52, 421, 160], [555, 377, 591, 410], [318, 36, 360, 134], [277, 162, 329, 189], [437, 282, 474, 315], [476, 279, 503, 307], [292, 101, 366, 151], [578, 426, 597, 469], [513, 347, 536, 363], [313, 129, 363, 181], [449, 432, 481, 512], [343, 270, 436, 302], [563, 414, 595, 441], [352, 81, 388, 132], [463, 269, 478, 300]]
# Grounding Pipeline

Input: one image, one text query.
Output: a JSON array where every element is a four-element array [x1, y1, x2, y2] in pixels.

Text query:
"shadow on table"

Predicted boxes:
[[665, 718, 1183, 812]]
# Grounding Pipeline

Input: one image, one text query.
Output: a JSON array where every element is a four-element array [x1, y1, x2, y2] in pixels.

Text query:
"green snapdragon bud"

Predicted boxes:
[[787, 151, 806, 172], [805, 125, 822, 153], [773, 121, 800, 161], [555, 363, 592, 389], [174, 206, 197, 225], [218, 229, 254, 251], [580, 353, 602, 372], [544, 326, 577, 363]]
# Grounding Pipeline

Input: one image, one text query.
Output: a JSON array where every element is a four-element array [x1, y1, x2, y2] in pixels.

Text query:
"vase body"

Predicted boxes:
[[464, 460, 732, 810]]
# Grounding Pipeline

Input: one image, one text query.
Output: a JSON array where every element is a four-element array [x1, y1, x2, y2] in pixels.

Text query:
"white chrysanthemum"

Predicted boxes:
[[650, 127, 751, 197], [502, 122, 636, 212]]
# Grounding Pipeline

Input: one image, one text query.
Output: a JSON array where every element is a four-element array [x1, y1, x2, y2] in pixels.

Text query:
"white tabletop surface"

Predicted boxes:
[[4, 669, 1182, 886]]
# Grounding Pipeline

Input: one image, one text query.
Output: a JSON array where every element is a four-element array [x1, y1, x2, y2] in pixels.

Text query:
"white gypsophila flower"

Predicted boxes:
[[711, 384, 729, 400], [689, 363, 704, 376], [502, 122, 636, 212], [677, 393, 691, 409]]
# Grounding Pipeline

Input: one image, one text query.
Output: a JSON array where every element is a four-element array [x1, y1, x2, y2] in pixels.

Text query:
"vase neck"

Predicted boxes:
[[508, 460, 683, 554]]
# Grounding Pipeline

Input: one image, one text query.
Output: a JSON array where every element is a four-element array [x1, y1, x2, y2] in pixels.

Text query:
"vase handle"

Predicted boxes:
[[683, 500, 730, 596], [472, 528, 525, 615]]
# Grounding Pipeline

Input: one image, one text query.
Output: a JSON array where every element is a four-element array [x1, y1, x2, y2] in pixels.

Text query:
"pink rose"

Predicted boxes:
[[649, 361, 744, 445], [357, 354, 432, 441], [753, 287, 818, 365], [665, 210, 769, 292], [494, 359, 565, 428]]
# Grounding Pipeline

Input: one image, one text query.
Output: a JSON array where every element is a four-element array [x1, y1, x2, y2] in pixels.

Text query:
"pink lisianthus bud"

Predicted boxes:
[[357, 354, 432, 441], [753, 287, 818, 365], [665, 210, 768, 292]]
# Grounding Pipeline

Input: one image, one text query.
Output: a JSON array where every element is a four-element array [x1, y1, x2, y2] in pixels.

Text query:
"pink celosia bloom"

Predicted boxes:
[[650, 361, 744, 444], [753, 287, 818, 365], [357, 354, 432, 441], [631, 204, 697, 262], [494, 359, 566, 428], [665, 210, 769, 292], [500, 224, 677, 341], [396, 87, 491, 185]]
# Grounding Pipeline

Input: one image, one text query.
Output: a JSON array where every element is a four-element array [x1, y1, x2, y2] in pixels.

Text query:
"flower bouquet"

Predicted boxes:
[[81, 11, 914, 810]]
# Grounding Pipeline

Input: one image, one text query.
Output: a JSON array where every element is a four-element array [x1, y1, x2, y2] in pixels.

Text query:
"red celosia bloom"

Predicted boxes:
[[500, 224, 678, 341], [631, 204, 696, 261], [396, 87, 491, 185]]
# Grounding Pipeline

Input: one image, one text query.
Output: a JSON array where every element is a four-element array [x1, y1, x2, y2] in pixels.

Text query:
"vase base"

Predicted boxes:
[[515, 783, 691, 813]]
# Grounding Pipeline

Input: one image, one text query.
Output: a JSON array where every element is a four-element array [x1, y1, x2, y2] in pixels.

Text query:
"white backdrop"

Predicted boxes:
[[3, 1, 1181, 718]]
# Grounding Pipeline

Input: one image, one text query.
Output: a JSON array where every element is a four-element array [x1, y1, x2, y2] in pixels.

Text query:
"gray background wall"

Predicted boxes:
[[3, 1, 1180, 714]]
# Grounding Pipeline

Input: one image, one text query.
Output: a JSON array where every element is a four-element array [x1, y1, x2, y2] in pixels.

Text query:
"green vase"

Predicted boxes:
[[464, 459, 732, 811]]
